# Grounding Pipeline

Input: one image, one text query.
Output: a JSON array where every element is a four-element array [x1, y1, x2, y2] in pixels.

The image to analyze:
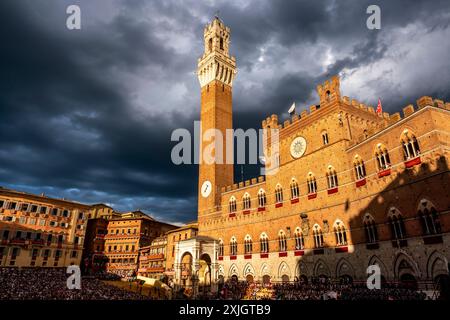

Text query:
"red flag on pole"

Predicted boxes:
[[376, 98, 383, 115]]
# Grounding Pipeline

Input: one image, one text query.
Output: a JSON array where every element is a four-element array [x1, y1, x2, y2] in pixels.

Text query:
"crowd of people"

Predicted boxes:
[[0, 267, 147, 300], [0, 267, 436, 300], [272, 281, 427, 300], [217, 278, 429, 300]]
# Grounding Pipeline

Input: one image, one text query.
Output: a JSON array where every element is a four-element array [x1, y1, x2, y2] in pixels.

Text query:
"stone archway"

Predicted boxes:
[[394, 253, 421, 289], [180, 252, 193, 288], [295, 260, 309, 281], [368, 255, 390, 280], [229, 263, 239, 279], [243, 263, 255, 282], [335, 258, 355, 281], [278, 261, 291, 282], [198, 253, 212, 295], [174, 236, 220, 296], [426, 251, 449, 280], [313, 259, 331, 278]]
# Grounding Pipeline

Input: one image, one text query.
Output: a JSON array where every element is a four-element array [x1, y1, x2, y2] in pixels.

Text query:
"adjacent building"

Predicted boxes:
[[101, 212, 177, 276], [138, 236, 168, 279], [0, 187, 90, 267]]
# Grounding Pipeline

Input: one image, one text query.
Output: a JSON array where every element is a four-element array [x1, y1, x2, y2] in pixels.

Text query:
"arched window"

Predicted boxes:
[[322, 131, 329, 145], [313, 224, 324, 248], [230, 237, 237, 256], [260, 233, 269, 253], [275, 184, 283, 203], [220, 37, 224, 50], [401, 129, 421, 160], [218, 239, 224, 257], [290, 179, 299, 199], [363, 214, 378, 244], [294, 227, 304, 250], [307, 172, 317, 194], [326, 166, 338, 189], [388, 208, 406, 240], [353, 155, 367, 180], [208, 38, 212, 52], [243, 193, 251, 210], [244, 235, 253, 254], [334, 220, 348, 246], [278, 230, 287, 252], [229, 196, 237, 213], [418, 201, 441, 235], [258, 189, 267, 208], [375, 143, 391, 170]]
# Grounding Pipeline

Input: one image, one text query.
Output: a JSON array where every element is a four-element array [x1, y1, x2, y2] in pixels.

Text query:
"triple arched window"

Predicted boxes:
[[218, 239, 224, 257], [278, 230, 287, 252], [375, 143, 391, 170], [388, 208, 406, 240], [275, 184, 283, 203], [244, 235, 253, 254], [243, 193, 251, 210], [290, 179, 299, 199], [363, 214, 378, 243], [294, 227, 304, 250], [326, 166, 338, 189], [258, 189, 267, 208], [418, 201, 441, 235], [229, 196, 237, 213], [260, 233, 269, 253], [230, 237, 238, 256], [334, 220, 348, 246], [307, 172, 317, 194], [401, 129, 421, 160], [353, 155, 366, 180], [313, 225, 324, 248]]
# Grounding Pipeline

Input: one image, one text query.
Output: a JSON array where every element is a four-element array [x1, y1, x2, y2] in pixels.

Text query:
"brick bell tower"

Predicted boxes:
[[197, 17, 237, 221]]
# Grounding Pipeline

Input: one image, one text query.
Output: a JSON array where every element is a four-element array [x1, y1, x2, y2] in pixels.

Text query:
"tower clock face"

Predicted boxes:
[[290, 136, 307, 159], [201, 180, 212, 198]]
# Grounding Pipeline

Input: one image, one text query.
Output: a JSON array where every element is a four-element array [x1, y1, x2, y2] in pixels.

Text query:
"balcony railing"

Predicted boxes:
[[141, 253, 164, 261]]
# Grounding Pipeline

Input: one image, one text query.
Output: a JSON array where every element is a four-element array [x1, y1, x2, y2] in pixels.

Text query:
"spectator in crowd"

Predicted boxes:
[[0, 267, 148, 300]]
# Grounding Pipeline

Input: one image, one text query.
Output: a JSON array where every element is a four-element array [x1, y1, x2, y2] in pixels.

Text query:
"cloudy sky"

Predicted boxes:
[[1, 0, 449, 225]]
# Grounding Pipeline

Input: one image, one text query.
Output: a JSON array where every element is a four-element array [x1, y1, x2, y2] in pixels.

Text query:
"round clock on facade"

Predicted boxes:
[[201, 180, 212, 198], [290, 136, 307, 158]]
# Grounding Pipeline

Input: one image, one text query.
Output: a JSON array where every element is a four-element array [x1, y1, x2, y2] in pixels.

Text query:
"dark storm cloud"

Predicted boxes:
[[1, 0, 449, 223]]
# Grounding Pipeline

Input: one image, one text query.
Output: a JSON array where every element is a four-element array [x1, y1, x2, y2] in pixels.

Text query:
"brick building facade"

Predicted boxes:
[[178, 17, 450, 289], [0, 187, 90, 267]]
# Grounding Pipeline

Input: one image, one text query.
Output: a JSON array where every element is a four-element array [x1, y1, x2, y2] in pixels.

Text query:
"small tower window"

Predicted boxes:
[[322, 131, 329, 145], [208, 38, 212, 52], [220, 37, 224, 50]]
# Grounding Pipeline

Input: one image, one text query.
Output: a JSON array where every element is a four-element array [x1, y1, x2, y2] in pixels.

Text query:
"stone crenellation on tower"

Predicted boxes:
[[197, 17, 237, 88]]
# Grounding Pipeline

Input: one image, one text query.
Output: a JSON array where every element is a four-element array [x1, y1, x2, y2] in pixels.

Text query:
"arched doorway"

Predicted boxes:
[[262, 275, 271, 285], [231, 275, 238, 283], [299, 275, 308, 284], [434, 274, 450, 300], [198, 253, 212, 296], [180, 252, 193, 292], [281, 275, 290, 283], [400, 273, 418, 290], [246, 274, 254, 283]]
